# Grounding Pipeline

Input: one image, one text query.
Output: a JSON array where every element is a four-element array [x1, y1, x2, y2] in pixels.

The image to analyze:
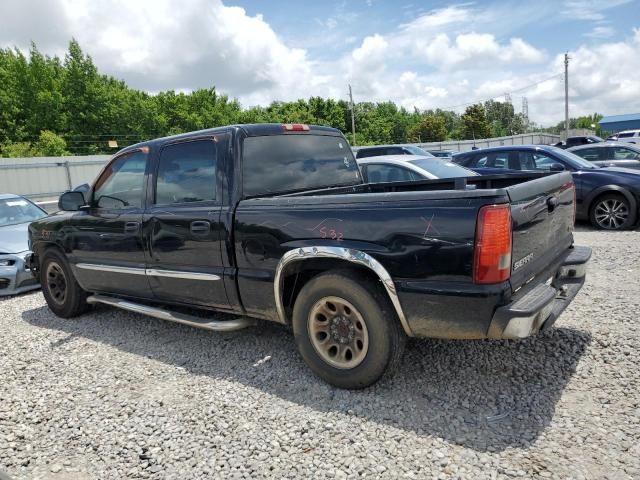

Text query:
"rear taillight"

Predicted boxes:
[[473, 204, 512, 284], [282, 124, 310, 131]]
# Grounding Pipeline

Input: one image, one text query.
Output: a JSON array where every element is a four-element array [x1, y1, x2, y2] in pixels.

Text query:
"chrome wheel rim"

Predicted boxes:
[[308, 296, 369, 369], [594, 198, 629, 230], [46, 261, 67, 305]]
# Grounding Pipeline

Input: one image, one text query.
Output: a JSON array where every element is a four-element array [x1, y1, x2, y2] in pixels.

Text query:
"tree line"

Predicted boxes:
[[0, 40, 597, 157]]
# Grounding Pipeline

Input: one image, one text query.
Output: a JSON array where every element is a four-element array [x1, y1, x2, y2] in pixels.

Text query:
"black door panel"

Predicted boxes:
[[143, 136, 230, 309], [69, 150, 153, 298]]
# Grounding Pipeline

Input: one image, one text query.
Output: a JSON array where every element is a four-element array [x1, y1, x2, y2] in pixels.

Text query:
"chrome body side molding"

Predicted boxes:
[[76, 263, 220, 281], [145, 268, 221, 281], [76, 263, 146, 275], [86, 294, 255, 332], [273, 246, 413, 336]]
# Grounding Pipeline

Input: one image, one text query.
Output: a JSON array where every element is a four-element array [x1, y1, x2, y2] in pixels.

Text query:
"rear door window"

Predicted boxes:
[[155, 139, 219, 205], [574, 148, 601, 161]]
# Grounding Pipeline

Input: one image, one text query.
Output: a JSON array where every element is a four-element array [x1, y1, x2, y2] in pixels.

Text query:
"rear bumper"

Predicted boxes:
[[487, 245, 591, 339], [0, 251, 40, 296]]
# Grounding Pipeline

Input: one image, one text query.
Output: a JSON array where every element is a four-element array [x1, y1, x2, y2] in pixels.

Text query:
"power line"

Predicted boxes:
[[437, 72, 563, 111]]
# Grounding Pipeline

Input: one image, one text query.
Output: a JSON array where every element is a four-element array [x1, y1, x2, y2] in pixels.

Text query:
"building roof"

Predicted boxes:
[[599, 113, 640, 125]]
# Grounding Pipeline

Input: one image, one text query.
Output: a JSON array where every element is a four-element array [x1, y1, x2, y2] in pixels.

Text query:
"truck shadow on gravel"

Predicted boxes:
[[22, 304, 591, 453]]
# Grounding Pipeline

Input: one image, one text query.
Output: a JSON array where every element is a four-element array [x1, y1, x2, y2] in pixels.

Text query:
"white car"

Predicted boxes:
[[615, 130, 640, 144], [356, 155, 478, 183]]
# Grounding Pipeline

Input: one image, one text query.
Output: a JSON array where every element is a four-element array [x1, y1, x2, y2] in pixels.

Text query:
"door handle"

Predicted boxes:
[[190, 220, 210, 235], [124, 221, 139, 234]]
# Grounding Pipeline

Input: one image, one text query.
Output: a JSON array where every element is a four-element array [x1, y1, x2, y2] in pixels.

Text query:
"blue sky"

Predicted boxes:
[[1, 0, 639, 125], [234, 0, 637, 53]]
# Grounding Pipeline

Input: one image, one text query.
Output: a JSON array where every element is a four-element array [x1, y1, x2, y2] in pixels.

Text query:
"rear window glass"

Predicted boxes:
[[618, 132, 637, 138], [408, 159, 476, 178], [242, 135, 361, 196]]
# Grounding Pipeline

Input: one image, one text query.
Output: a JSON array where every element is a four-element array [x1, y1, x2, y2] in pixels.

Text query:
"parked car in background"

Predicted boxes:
[[0, 194, 47, 295], [357, 155, 478, 183], [554, 135, 604, 149], [424, 149, 454, 158], [568, 142, 640, 170], [27, 123, 590, 388], [354, 144, 434, 159], [614, 130, 640, 144], [452, 145, 640, 230]]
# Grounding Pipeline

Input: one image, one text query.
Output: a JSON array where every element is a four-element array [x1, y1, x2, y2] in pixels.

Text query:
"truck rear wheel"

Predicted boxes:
[[40, 249, 89, 318], [292, 270, 406, 389]]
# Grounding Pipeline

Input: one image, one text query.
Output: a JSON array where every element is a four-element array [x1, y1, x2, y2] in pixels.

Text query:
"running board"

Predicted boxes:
[[86, 294, 256, 332]]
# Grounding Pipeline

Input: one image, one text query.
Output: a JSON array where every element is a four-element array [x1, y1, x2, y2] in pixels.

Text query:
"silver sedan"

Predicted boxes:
[[0, 194, 48, 296], [356, 155, 478, 183]]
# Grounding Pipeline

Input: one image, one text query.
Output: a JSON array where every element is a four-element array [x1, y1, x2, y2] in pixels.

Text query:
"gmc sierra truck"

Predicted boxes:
[[28, 124, 591, 388]]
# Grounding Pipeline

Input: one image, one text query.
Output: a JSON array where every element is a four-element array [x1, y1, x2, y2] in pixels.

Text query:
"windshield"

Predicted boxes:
[[550, 147, 598, 169], [0, 197, 47, 227], [408, 158, 478, 178], [242, 134, 362, 196], [404, 145, 433, 156]]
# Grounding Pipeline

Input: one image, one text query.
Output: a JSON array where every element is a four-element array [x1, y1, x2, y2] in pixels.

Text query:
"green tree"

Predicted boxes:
[[407, 114, 447, 142], [1, 130, 69, 157], [33, 130, 69, 156], [461, 104, 492, 140]]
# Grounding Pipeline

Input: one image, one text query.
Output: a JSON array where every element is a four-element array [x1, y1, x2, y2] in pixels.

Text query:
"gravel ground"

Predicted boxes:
[[1, 227, 639, 479]]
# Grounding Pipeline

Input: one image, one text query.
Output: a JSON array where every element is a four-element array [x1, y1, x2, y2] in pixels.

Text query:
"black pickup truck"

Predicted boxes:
[[28, 124, 591, 388]]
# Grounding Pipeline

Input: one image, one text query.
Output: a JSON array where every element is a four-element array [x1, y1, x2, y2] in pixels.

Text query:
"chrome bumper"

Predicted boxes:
[[488, 246, 592, 339], [0, 251, 40, 296]]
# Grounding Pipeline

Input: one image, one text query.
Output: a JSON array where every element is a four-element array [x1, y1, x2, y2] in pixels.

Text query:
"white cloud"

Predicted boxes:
[[585, 26, 615, 38], [0, 0, 639, 126], [420, 33, 545, 68], [0, 0, 319, 105], [562, 0, 632, 21]]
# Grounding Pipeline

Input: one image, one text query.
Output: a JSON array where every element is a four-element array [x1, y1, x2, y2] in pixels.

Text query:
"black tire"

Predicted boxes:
[[589, 193, 636, 230], [40, 249, 89, 318], [292, 270, 406, 389]]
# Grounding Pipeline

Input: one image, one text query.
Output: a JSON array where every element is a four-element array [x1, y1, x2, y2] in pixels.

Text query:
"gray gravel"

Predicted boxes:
[[1, 227, 639, 479]]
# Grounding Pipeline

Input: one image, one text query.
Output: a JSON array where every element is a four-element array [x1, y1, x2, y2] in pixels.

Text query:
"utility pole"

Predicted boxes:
[[564, 53, 570, 139], [348, 84, 356, 146]]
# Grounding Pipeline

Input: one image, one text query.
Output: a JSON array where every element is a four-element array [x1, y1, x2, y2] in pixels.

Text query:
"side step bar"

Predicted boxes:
[[86, 294, 256, 332]]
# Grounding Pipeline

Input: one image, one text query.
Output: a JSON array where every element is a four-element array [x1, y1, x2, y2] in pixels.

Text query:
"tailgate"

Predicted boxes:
[[506, 172, 574, 292]]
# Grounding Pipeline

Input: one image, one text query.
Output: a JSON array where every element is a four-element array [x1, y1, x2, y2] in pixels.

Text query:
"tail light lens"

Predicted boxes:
[[473, 204, 512, 284]]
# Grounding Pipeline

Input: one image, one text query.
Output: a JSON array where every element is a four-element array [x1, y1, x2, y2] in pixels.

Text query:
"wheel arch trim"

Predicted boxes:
[[274, 246, 413, 336]]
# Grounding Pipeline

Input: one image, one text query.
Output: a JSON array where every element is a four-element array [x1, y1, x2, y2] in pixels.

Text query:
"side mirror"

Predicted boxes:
[[58, 191, 86, 211], [549, 163, 565, 172]]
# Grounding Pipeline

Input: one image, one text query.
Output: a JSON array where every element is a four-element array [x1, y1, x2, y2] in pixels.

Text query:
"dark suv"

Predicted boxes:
[[452, 144, 640, 230]]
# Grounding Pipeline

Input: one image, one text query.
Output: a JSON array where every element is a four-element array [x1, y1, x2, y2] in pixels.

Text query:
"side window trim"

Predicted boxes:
[[152, 135, 225, 207]]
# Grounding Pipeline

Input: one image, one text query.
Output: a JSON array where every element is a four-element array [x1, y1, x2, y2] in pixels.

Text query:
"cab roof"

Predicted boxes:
[[118, 123, 343, 155]]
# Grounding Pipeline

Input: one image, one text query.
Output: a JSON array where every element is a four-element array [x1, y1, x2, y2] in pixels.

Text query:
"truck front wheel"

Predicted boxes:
[[292, 270, 406, 389], [40, 249, 89, 318]]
